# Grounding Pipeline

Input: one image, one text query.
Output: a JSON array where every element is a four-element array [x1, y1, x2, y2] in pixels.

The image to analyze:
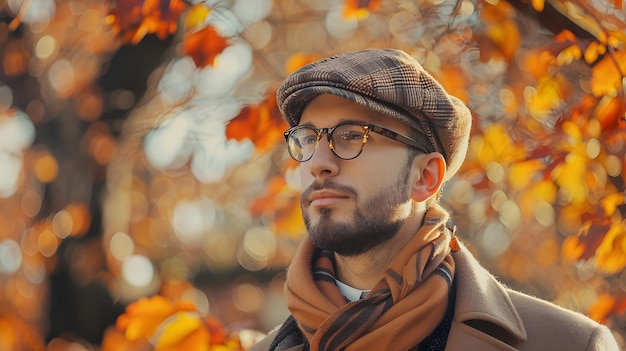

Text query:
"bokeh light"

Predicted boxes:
[[122, 255, 155, 287]]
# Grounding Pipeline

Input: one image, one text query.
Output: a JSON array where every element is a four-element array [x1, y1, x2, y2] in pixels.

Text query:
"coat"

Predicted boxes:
[[249, 244, 620, 351]]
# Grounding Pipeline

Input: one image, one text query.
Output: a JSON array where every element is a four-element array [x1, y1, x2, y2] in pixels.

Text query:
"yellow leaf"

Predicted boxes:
[[561, 120, 582, 144], [116, 296, 196, 341], [508, 160, 545, 190], [185, 4, 211, 30], [607, 31, 626, 48], [594, 222, 626, 274], [478, 123, 526, 166], [555, 44, 582, 65], [530, 180, 558, 204], [526, 77, 564, 120], [155, 312, 204, 348], [601, 192, 625, 216], [553, 152, 588, 205], [583, 41, 604, 64]]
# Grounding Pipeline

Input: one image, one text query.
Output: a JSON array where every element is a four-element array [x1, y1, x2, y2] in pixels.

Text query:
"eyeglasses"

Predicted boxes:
[[283, 122, 431, 162]]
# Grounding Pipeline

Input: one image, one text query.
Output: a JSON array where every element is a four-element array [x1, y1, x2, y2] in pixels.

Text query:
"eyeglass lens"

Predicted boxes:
[[287, 124, 367, 161]]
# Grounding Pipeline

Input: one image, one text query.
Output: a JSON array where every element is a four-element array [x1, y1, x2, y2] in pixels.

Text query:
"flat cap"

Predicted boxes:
[[277, 48, 472, 180]]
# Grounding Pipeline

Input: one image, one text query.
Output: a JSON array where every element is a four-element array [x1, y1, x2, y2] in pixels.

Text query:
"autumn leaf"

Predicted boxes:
[[519, 49, 555, 79], [601, 192, 625, 217], [225, 92, 289, 154], [508, 159, 545, 191], [526, 76, 565, 121], [285, 53, 324, 75], [594, 221, 626, 274], [475, 123, 527, 166], [437, 66, 469, 103], [101, 327, 151, 351], [116, 295, 196, 341], [485, 20, 521, 60], [107, 0, 187, 44], [185, 4, 212, 31], [183, 25, 229, 68], [577, 221, 610, 261], [593, 95, 626, 131], [588, 294, 616, 324], [583, 41, 606, 64], [590, 51, 626, 97], [154, 312, 210, 351], [343, 0, 381, 20], [562, 235, 585, 262], [250, 174, 305, 238], [530, 0, 545, 11]]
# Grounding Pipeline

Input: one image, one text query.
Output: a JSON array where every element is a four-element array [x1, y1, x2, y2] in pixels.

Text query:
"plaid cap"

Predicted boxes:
[[277, 48, 472, 181]]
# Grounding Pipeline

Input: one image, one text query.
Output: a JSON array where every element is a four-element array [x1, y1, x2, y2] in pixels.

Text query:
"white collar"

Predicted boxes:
[[335, 279, 371, 302]]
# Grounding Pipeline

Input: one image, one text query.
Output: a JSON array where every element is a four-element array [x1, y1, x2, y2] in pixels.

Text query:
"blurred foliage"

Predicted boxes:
[[0, 0, 625, 349]]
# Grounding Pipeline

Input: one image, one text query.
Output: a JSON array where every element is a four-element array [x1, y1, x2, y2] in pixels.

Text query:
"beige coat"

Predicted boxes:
[[250, 244, 620, 350]]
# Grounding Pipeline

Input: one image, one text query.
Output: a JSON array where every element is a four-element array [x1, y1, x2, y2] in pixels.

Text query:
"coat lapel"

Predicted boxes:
[[446, 243, 527, 350]]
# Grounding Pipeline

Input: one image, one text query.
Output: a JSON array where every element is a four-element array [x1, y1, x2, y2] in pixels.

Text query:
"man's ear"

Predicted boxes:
[[411, 153, 446, 202]]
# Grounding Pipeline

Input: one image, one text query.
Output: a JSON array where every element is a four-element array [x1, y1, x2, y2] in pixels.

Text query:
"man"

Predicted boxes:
[[250, 49, 620, 351]]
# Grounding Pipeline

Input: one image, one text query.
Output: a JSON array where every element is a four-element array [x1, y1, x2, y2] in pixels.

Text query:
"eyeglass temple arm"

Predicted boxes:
[[367, 125, 431, 154]]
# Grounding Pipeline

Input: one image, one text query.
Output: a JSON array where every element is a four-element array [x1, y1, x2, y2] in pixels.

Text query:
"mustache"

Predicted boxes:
[[301, 180, 358, 201]]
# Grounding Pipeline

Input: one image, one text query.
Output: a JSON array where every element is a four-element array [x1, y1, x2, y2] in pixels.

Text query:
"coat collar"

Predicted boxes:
[[451, 242, 527, 346]]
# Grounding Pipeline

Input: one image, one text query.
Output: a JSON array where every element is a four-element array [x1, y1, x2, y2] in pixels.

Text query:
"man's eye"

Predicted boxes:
[[302, 135, 318, 144], [337, 131, 364, 141]]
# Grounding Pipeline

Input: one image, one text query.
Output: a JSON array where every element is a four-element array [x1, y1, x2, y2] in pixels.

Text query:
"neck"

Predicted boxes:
[[333, 210, 425, 290]]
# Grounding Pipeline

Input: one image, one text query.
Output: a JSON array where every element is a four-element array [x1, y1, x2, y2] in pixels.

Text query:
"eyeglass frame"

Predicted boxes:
[[283, 121, 432, 162]]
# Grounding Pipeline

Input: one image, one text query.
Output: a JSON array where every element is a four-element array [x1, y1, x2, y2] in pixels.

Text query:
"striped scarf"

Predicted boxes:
[[284, 205, 457, 351]]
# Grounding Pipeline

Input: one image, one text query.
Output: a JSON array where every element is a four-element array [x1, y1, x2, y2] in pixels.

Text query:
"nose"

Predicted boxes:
[[306, 136, 339, 178]]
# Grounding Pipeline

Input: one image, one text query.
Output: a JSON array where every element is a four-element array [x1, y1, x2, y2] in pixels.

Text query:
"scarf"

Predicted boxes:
[[284, 205, 458, 351]]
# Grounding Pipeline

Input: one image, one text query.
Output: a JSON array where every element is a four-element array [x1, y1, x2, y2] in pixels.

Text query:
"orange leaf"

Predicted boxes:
[[250, 175, 305, 238], [485, 20, 521, 60], [530, 0, 545, 11], [554, 29, 577, 44], [285, 53, 324, 75], [343, 0, 381, 20], [520, 50, 555, 79], [593, 95, 626, 131], [183, 26, 229, 68], [588, 294, 615, 324], [225, 92, 288, 153], [590, 51, 626, 97], [101, 327, 151, 351], [561, 235, 585, 262], [116, 295, 196, 341], [437, 66, 469, 103], [583, 41, 606, 64], [107, 0, 187, 43]]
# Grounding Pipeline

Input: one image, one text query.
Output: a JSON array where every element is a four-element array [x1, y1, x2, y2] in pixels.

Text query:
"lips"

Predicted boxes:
[[306, 190, 350, 207]]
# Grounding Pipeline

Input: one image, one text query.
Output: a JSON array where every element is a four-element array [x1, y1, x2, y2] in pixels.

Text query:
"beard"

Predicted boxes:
[[301, 164, 412, 256]]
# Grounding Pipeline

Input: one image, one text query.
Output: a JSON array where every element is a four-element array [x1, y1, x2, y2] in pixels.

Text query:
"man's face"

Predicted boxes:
[[298, 94, 417, 256]]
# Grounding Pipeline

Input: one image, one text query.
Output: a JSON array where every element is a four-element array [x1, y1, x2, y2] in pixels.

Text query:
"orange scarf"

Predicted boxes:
[[285, 205, 457, 351]]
